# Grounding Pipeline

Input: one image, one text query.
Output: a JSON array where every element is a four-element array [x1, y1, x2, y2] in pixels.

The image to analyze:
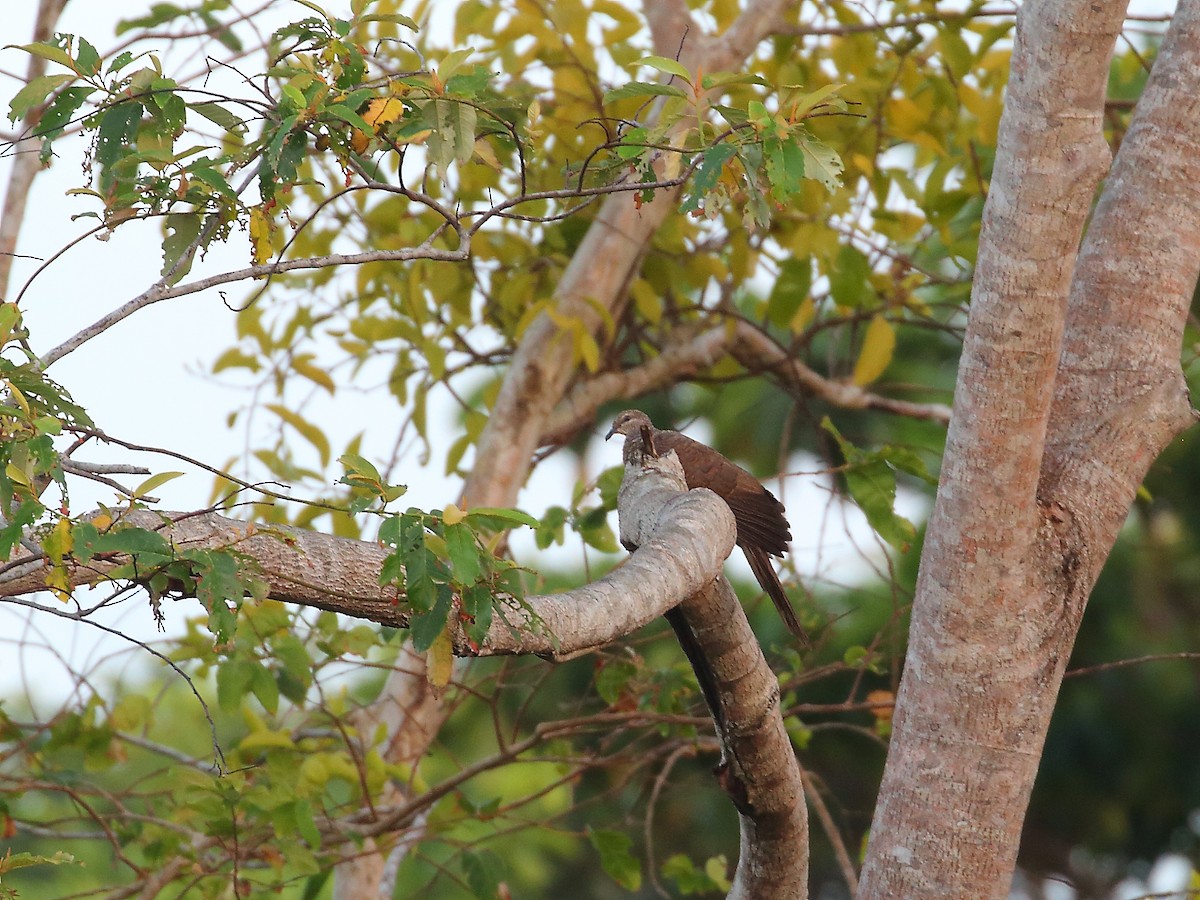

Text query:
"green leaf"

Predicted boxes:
[[939, 28, 974, 79], [662, 853, 725, 894], [34, 86, 94, 143], [462, 582, 493, 645], [358, 13, 419, 31], [399, 514, 435, 611], [613, 125, 648, 160], [131, 470, 186, 499], [824, 419, 915, 552], [117, 4, 187, 34], [637, 55, 691, 82], [250, 661, 280, 714], [266, 113, 299, 168], [535, 506, 567, 549], [11, 41, 74, 71], [444, 521, 482, 585], [828, 244, 872, 308], [409, 583, 452, 651], [276, 129, 309, 184], [764, 133, 806, 201], [879, 446, 936, 485], [339, 453, 382, 483], [789, 82, 845, 119], [597, 466, 623, 509], [293, 799, 321, 847], [588, 828, 642, 891], [603, 82, 686, 104], [190, 101, 246, 133], [445, 65, 490, 99], [798, 132, 843, 190], [188, 162, 237, 197], [464, 507, 539, 529], [107, 50, 135, 74], [0, 850, 76, 874], [95, 101, 143, 186], [700, 72, 769, 90], [216, 657, 256, 710], [161, 213, 202, 284], [461, 849, 505, 898], [7, 74, 73, 123], [74, 37, 101, 76], [436, 47, 475, 82], [766, 257, 812, 330], [595, 658, 637, 706], [88, 527, 172, 557], [681, 142, 735, 213], [424, 98, 477, 178], [323, 103, 374, 135]]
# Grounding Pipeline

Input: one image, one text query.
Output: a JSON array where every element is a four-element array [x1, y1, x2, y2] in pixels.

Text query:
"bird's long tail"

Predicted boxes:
[[744, 547, 809, 647]]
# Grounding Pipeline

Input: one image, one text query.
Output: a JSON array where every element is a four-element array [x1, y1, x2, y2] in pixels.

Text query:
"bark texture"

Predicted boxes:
[[859, 0, 1200, 895], [0, 504, 736, 658], [617, 439, 808, 898]]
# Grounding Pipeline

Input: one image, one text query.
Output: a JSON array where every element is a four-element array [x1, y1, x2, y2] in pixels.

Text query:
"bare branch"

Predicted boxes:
[[0, 0, 70, 296], [0, 493, 737, 660]]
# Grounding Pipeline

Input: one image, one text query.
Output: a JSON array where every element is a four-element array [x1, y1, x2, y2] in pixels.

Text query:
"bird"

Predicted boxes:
[[606, 409, 807, 644]]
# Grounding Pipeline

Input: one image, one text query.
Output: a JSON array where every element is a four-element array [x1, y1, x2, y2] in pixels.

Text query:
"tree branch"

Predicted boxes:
[[0, 497, 736, 660], [0, 0, 70, 296]]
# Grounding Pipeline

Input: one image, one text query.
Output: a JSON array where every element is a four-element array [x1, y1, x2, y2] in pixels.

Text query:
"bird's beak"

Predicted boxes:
[[604, 426, 616, 441]]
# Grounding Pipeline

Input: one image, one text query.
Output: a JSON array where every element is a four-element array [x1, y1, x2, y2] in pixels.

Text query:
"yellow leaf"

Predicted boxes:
[[473, 138, 501, 170], [291, 353, 336, 395], [249, 204, 275, 275], [45, 517, 73, 564], [577, 331, 600, 372], [266, 404, 331, 467], [131, 471, 185, 499], [852, 315, 896, 386], [91, 513, 113, 531], [361, 96, 405, 130], [394, 128, 431, 147], [886, 97, 927, 141], [443, 502, 465, 525], [4, 381, 30, 416], [44, 567, 73, 602], [630, 278, 662, 324], [5, 462, 30, 487], [427, 626, 454, 690], [790, 296, 815, 332]]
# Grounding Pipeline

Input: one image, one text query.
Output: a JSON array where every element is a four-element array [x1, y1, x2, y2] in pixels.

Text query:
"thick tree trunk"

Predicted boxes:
[[859, 0, 1200, 895]]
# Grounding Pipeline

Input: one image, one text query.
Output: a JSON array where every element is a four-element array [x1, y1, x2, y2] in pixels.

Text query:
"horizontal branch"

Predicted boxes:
[[0, 494, 737, 659], [731, 321, 953, 424], [541, 319, 952, 443]]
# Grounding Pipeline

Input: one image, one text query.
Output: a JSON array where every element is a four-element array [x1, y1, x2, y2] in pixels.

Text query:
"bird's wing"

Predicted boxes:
[[653, 429, 791, 555]]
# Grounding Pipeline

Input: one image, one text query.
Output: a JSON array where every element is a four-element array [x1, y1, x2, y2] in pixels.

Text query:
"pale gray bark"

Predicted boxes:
[[0, 500, 736, 658]]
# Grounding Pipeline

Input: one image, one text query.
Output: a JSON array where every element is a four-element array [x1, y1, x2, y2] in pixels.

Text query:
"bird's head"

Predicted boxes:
[[605, 409, 652, 441]]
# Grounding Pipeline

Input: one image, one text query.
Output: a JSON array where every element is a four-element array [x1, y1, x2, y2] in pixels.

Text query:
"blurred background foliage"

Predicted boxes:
[[2, 0, 1198, 897]]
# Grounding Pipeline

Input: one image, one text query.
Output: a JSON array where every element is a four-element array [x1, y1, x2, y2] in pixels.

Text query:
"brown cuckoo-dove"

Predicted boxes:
[[606, 409, 807, 644]]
